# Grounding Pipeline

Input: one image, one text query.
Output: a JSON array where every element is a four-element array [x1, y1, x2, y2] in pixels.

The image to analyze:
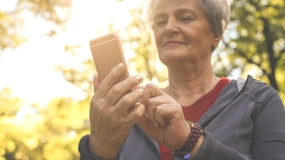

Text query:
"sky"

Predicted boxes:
[[0, 0, 146, 105]]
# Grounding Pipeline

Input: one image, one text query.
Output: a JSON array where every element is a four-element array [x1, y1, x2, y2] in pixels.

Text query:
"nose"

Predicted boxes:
[[164, 18, 179, 34]]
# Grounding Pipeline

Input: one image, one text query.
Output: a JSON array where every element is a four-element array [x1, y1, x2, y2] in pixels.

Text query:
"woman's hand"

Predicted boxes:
[[89, 63, 145, 159], [137, 83, 190, 151]]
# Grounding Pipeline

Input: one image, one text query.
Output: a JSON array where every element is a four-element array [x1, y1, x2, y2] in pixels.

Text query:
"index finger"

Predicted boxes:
[[96, 63, 127, 98], [142, 83, 165, 99]]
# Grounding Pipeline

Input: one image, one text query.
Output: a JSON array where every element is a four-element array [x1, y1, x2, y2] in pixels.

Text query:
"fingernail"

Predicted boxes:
[[117, 63, 124, 69], [153, 122, 159, 128], [135, 75, 143, 81], [139, 89, 144, 93]]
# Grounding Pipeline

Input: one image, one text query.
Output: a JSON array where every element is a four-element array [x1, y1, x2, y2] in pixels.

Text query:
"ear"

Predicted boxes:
[[211, 34, 222, 48]]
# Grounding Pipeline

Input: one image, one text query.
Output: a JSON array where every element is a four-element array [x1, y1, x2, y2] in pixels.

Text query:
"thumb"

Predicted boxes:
[[144, 83, 165, 99]]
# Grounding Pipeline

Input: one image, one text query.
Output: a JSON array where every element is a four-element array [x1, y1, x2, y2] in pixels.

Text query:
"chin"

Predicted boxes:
[[160, 50, 189, 61]]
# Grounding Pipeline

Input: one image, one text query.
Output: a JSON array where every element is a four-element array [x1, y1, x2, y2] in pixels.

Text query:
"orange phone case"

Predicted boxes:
[[90, 33, 129, 82]]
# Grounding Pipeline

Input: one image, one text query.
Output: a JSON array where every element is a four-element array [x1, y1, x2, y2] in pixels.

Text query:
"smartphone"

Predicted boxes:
[[89, 33, 129, 82]]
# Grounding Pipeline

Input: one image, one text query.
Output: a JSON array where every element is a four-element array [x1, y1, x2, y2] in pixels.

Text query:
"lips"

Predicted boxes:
[[162, 40, 187, 47]]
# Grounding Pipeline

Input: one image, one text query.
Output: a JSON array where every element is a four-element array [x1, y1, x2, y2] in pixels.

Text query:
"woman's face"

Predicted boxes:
[[153, 0, 220, 66]]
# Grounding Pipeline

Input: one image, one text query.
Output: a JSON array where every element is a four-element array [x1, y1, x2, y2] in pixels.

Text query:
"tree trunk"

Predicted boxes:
[[262, 18, 279, 91]]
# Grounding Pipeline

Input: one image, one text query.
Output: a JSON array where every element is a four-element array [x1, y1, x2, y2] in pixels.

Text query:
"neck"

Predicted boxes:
[[164, 64, 220, 106]]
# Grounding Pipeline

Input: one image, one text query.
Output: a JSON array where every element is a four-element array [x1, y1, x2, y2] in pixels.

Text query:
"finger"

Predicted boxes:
[[154, 104, 174, 127], [142, 84, 169, 127], [145, 83, 165, 97], [105, 103, 145, 140], [140, 83, 166, 105], [105, 75, 143, 106], [96, 63, 126, 98], [145, 100, 160, 127], [126, 102, 146, 125], [132, 85, 144, 91], [145, 94, 170, 128], [93, 75, 100, 93], [114, 87, 144, 113]]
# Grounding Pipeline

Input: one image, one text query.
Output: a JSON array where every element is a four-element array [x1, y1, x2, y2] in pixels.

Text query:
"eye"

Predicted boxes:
[[155, 19, 167, 27], [180, 15, 193, 22]]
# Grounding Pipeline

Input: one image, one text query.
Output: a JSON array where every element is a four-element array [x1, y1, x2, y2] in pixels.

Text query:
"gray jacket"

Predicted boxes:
[[79, 75, 285, 160]]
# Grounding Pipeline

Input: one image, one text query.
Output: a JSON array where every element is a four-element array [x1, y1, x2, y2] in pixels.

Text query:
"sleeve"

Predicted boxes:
[[190, 88, 285, 160], [78, 135, 120, 160], [250, 88, 285, 159], [186, 132, 252, 160]]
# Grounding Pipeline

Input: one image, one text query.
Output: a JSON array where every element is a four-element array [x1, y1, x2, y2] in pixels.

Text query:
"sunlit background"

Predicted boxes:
[[0, 0, 151, 159], [0, 0, 284, 159], [0, 0, 146, 105]]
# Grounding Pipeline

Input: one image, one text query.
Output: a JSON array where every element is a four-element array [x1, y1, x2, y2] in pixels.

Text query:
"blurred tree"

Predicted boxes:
[[123, 5, 168, 87], [0, 0, 79, 159], [0, 0, 72, 50], [0, 88, 44, 159], [214, 0, 285, 94], [0, 87, 90, 159], [41, 97, 90, 160]]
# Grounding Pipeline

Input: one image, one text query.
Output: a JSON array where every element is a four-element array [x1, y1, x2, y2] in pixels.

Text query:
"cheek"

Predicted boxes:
[[154, 30, 163, 46], [193, 31, 214, 48]]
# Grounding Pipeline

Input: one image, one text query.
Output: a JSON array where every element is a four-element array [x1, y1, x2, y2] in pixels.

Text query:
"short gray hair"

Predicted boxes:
[[145, 0, 231, 37]]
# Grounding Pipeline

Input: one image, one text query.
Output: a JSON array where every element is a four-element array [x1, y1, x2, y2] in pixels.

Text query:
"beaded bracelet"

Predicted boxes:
[[173, 121, 204, 159]]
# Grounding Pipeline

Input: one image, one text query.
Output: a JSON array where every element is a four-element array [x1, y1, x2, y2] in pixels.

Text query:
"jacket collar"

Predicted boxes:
[[197, 75, 251, 128]]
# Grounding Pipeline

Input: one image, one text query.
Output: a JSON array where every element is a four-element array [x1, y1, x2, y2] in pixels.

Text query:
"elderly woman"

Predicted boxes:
[[79, 0, 285, 159]]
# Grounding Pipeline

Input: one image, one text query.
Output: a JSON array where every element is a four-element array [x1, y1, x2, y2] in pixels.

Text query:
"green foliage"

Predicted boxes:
[[0, 0, 72, 50], [123, 7, 168, 87], [0, 87, 90, 159], [17, 0, 72, 25], [214, 0, 285, 93], [41, 97, 90, 160], [0, 88, 42, 159], [57, 45, 95, 96], [0, 11, 25, 50]]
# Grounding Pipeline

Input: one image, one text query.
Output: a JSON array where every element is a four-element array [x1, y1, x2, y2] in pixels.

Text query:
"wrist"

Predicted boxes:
[[173, 121, 204, 159], [89, 135, 119, 160]]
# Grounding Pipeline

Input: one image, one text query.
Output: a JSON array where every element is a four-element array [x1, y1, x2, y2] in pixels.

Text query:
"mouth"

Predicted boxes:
[[162, 40, 187, 47]]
